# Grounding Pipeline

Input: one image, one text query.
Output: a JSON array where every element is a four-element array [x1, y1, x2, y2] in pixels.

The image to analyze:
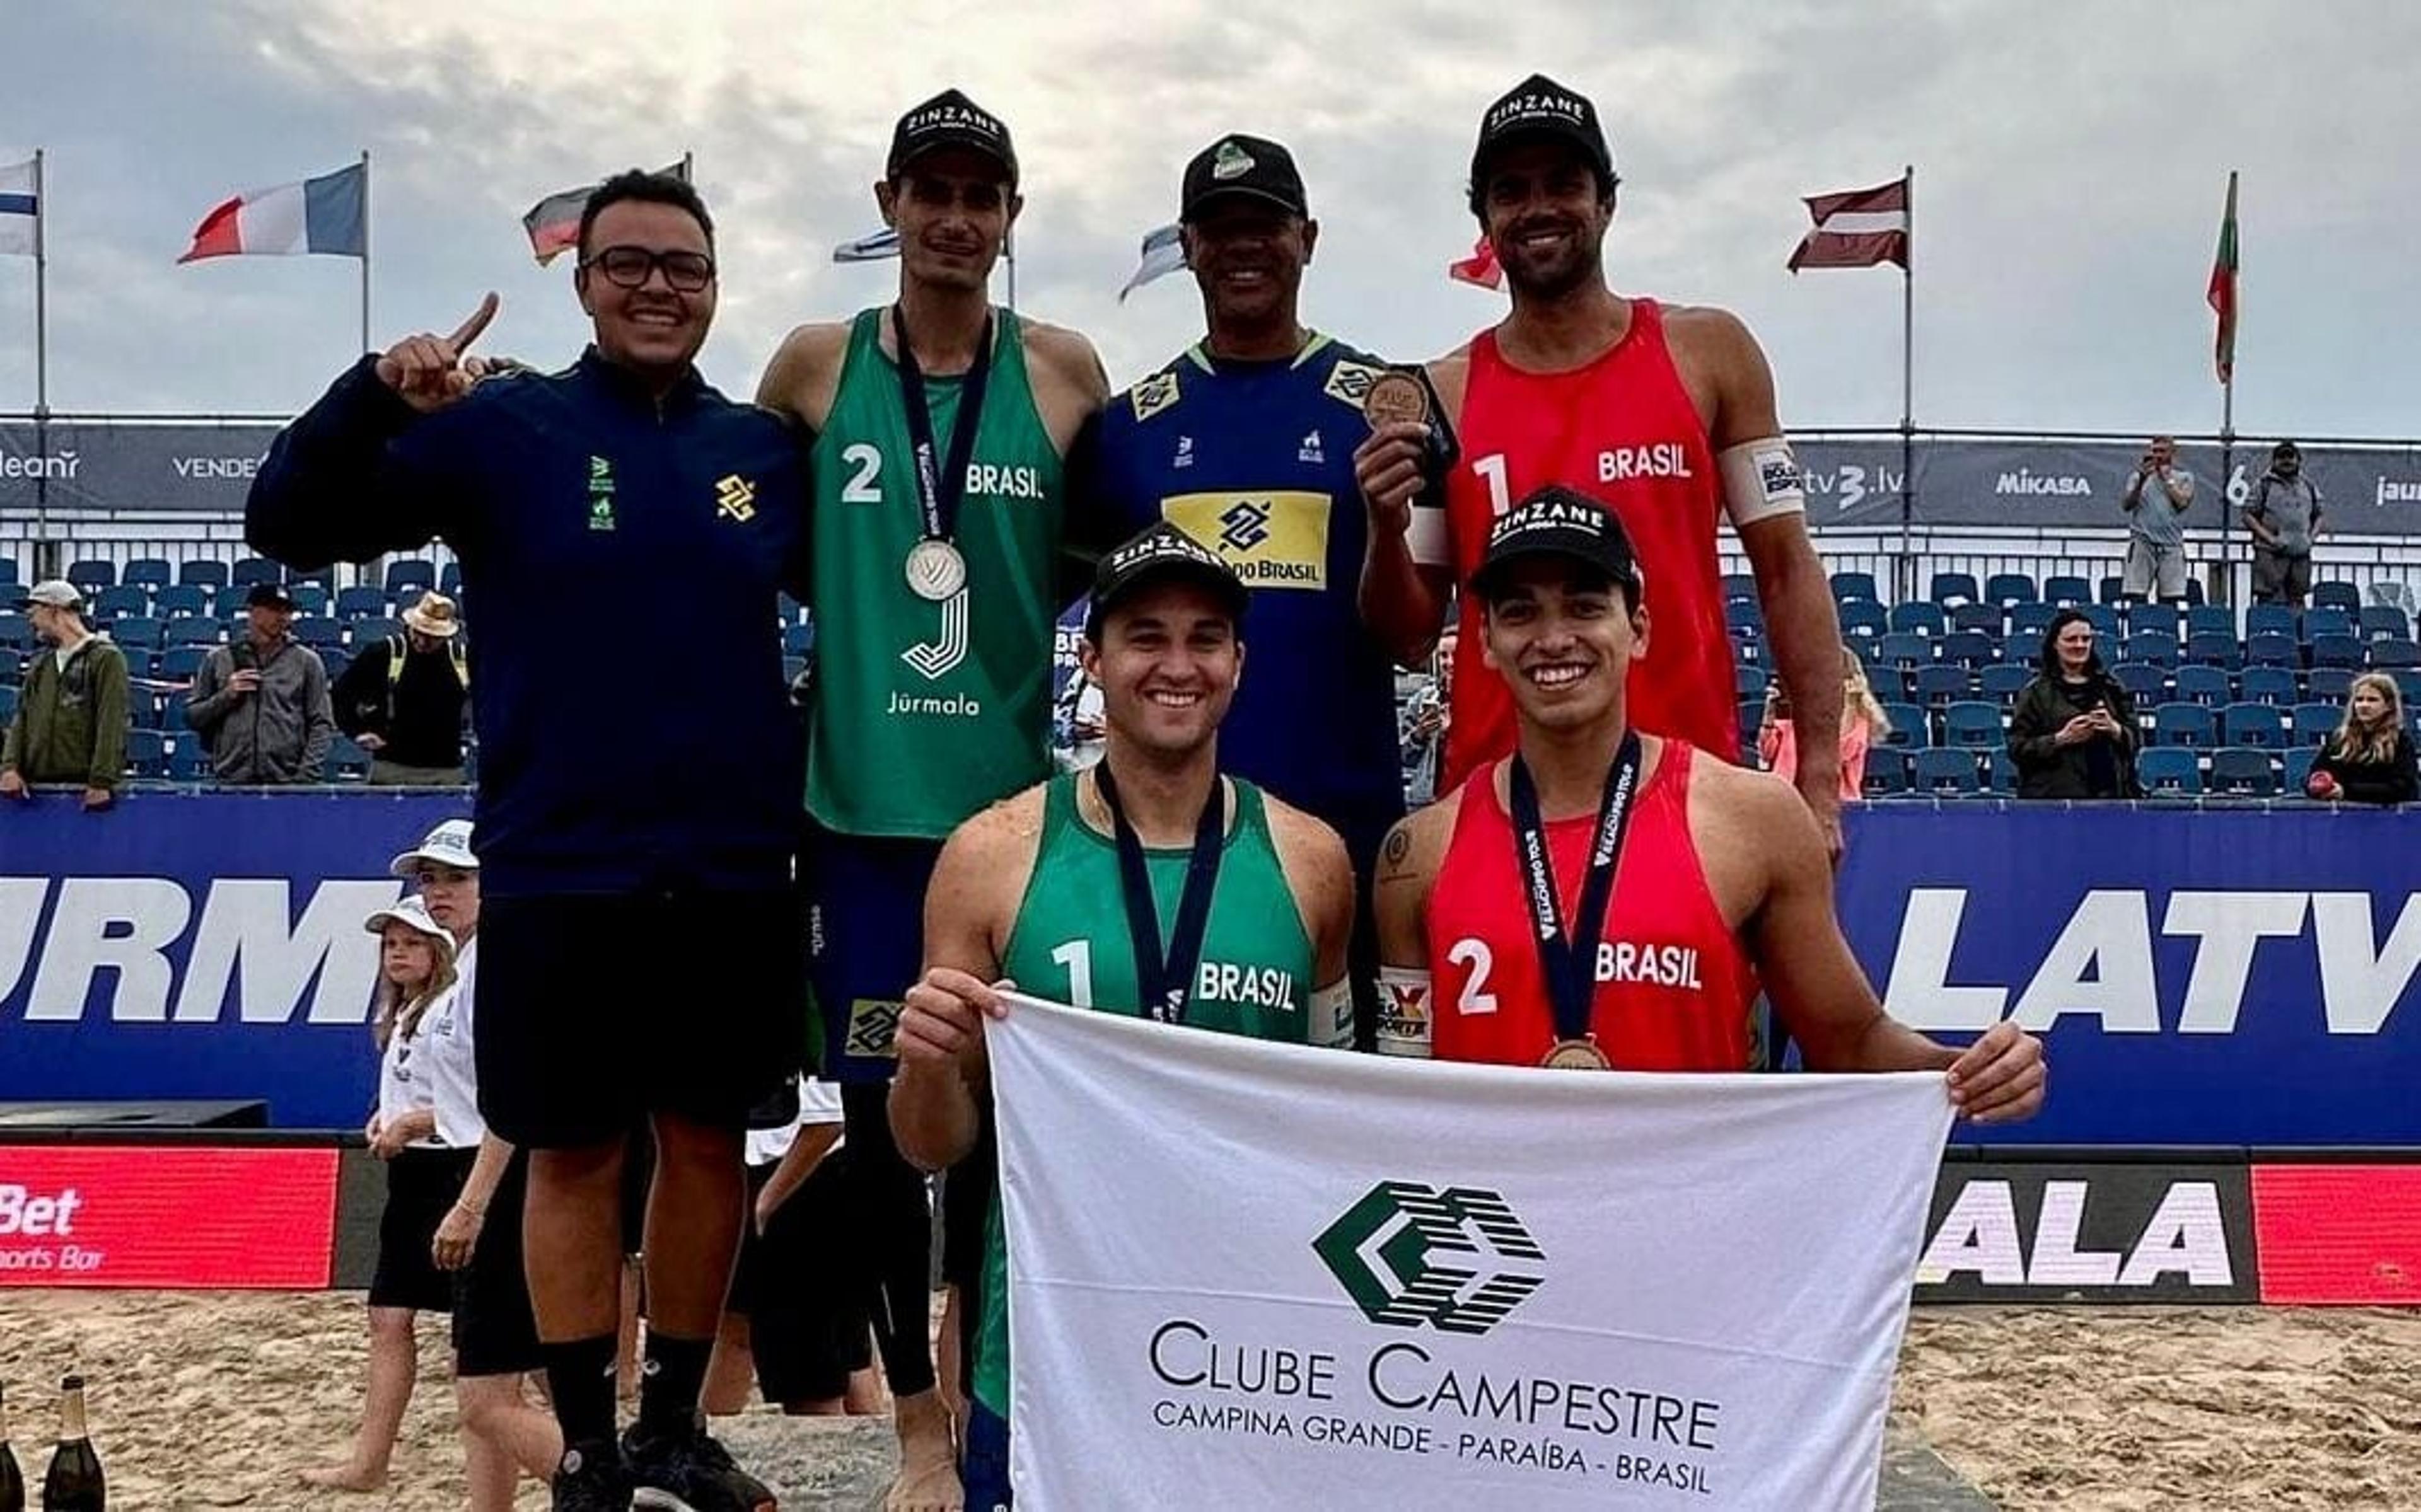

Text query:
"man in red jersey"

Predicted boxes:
[[1373, 486, 2043, 1120], [1354, 72, 1850, 857]]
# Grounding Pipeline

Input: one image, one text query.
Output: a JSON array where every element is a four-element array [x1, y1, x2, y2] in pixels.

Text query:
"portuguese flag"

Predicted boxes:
[[2207, 171, 2239, 384]]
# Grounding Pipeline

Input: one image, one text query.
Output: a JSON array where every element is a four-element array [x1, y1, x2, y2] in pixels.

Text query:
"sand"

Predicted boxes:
[[1, 1291, 2415, 1509]]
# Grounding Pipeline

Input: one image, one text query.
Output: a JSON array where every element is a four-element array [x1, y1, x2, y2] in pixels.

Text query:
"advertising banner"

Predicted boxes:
[[0, 420, 284, 516], [1912, 1162, 2258, 1303], [0, 1145, 340, 1288]]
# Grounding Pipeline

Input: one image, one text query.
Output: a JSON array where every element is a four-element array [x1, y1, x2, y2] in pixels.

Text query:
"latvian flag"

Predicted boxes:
[[179, 161, 365, 263], [1787, 176, 1909, 272], [523, 159, 690, 266]]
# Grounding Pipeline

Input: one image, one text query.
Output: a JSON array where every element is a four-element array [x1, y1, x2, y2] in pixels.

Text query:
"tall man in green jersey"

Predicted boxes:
[[891, 522, 1357, 1509], [755, 88, 1112, 1512]]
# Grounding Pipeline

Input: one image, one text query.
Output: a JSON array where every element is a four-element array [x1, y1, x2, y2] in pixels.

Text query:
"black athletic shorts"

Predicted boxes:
[[475, 889, 809, 1149], [732, 1155, 870, 1404], [452, 1151, 543, 1378], [369, 1146, 472, 1312]]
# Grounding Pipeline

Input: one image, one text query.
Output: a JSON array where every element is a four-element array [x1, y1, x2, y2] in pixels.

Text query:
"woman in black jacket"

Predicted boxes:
[[2304, 672, 2418, 805], [2007, 609, 2142, 799]]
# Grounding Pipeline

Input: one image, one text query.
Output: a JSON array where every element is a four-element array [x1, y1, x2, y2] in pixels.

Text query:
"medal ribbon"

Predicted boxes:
[[1507, 733, 1643, 1046], [891, 303, 995, 546], [1093, 763, 1228, 1025]]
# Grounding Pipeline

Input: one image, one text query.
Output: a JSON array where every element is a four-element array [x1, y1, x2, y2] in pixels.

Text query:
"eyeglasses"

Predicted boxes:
[[583, 245, 716, 292]]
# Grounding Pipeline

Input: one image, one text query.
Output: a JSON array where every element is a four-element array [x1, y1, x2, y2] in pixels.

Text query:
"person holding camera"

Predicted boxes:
[[2008, 609, 2142, 799], [183, 580, 335, 785], [2120, 434, 2195, 603]]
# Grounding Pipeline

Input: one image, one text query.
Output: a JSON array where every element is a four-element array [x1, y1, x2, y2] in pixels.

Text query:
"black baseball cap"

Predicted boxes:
[[1468, 485, 1646, 606], [1180, 135, 1308, 221], [888, 89, 1018, 185], [245, 580, 297, 611], [1468, 73, 1616, 206], [1085, 522, 1249, 640]]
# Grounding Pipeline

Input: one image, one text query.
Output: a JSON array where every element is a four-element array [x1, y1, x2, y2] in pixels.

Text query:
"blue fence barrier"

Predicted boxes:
[[3, 792, 2413, 1143]]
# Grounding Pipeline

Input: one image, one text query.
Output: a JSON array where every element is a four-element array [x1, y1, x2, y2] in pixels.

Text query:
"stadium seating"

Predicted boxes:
[[1877, 633, 1932, 669], [1862, 747, 1911, 796], [2359, 605, 2409, 641], [1979, 664, 2033, 703], [0, 685, 16, 725], [1829, 570, 1878, 603], [1984, 572, 2038, 608], [1949, 603, 2004, 636], [2209, 747, 2280, 796], [156, 584, 209, 618], [1912, 747, 1982, 794], [1840, 600, 1888, 640], [1724, 600, 1763, 635], [2374, 638, 2421, 669], [328, 736, 373, 781], [1736, 666, 1768, 701], [2110, 662, 2168, 705], [65, 560, 116, 593], [1912, 666, 1969, 707], [1928, 572, 1979, 606], [335, 586, 387, 620], [2284, 747, 2318, 792], [2238, 666, 2297, 705], [2153, 703, 2217, 748], [2136, 747, 2200, 795], [2043, 575, 2093, 608], [158, 645, 211, 683], [110, 616, 163, 650], [0, 556, 17, 583], [2125, 629, 2179, 666], [93, 584, 148, 619], [166, 741, 211, 781], [2291, 702, 2341, 743], [1942, 701, 2003, 747], [1889, 602, 1946, 637], [2245, 604, 2297, 640], [180, 560, 230, 589], [0, 613, 30, 651], [2243, 633, 2298, 668], [2307, 667, 2356, 701], [440, 562, 464, 595], [386, 560, 438, 595], [1879, 701, 1927, 747], [231, 557, 283, 588], [123, 558, 173, 592], [124, 729, 166, 780], [2173, 665, 2231, 706], [2221, 701, 2289, 749], [2311, 582, 2362, 614]]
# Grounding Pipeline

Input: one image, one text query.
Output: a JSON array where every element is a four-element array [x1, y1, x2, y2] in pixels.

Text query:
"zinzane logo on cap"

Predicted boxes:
[[1487, 89, 1588, 132], [1490, 498, 1605, 545], [905, 102, 1004, 142]]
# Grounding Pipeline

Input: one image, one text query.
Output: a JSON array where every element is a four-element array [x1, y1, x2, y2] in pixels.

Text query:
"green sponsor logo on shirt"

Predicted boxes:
[[588, 454, 617, 531]]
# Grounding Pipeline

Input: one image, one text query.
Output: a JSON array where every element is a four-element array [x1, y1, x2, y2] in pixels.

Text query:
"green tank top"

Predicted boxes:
[[806, 307, 1067, 837], [973, 771, 1332, 1416]]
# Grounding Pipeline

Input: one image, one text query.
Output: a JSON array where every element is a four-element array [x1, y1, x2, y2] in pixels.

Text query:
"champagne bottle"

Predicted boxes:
[[38, 1376, 102, 1512], [1, 1382, 28, 1512]]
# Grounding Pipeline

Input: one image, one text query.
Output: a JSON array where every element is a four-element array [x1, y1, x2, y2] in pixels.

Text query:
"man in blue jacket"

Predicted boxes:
[[248, 170, 803, 1512]]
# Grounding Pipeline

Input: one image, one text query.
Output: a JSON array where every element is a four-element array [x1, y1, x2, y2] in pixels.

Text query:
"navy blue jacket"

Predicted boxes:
[[248, 350, 811, 896]]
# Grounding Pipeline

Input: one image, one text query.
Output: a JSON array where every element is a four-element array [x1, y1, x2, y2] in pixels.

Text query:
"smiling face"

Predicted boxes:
[[1479, 560, 1647, 736], [576, 198, 717, 378], [1081, 581, 1243, 762], [1184, 199, 1315, 336], [1477, 139, 1613, 301], [880, 150, 1019, 294]]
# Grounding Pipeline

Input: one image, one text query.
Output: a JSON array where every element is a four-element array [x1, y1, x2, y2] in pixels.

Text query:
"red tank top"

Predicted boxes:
[[1439, 300, 1736, 794], [1425, 741, 1756, 1071]]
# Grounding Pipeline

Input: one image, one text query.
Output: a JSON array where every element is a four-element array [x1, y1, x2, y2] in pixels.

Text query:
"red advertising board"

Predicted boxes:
[[0, 1146, 340, 1289], [2251, 1165, 2421, 1306]]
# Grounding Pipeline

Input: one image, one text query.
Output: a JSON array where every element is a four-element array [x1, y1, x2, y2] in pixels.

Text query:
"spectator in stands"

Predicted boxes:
[[2119, 435, 2195, 603], [2305, 672, 2418, 805], [185, 581, 335, 784], [1399, 626, 1458, 805], [1, 580, 129, 810], [334, 590, 470, 785], [1760, 643, 1890, 797], [2007, 609, 2142, 799], [2245, 441, 2325, 607], [305, 894, 466, 1493]]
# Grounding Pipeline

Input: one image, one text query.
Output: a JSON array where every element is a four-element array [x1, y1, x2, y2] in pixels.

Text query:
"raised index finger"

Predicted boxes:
[[448, 292, 501, 353]]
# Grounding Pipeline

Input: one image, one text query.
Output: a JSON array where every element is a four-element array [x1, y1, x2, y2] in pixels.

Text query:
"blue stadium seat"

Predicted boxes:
[[291, 616, 344, 649], [159, 645, 212, 682], [0, 582, 24, 613], [2097, 574, 2127, 605], [122, 558, 173, 592], [2209, 747, 2279, 796], [2011, 601, 2056, 642], [166, 741, 211, 782], [1942, 630, 1998, 669], [231, 557, 283, 588], [124, 728, 166, 780], [1879, 701, 1928, 747], [2124, 629, 2178, 667], [2291, 701, 2342, 743], [0, 613, 30, 651], [2306, 666, 2355, 701], [1861, 746, 1911, 796], [2245, 604, 2297, 640], [1928, 572, 1980, 606], [287, 584, 330, 617], [110, 615, 164, 650], [2185, 605, 2236, 639], [1888, 602, 1945, 637], [2119, 601, 2178, 640], [156, 584, 209, 619], [355, 616, 405, 646], [2221, 701, 2289, 749], [386, 560, 438, 595], [1866, 664, 1913, 703], [784, 621, 819, 657], [2110, 661, 2168, 706], [1737, 699, 1763, 759], [2184, 631, 2239, 669], [1735, 665, 1769, 701], [1949, 602, 2004, 636], [2173, 664, 2231, 706], [1724, 599, 1763, 635], [2237, 666, 2297, 706], [1983, 572, 2037, 608], [2310, 582, 2362, 614], [1829, 570, 1879, 603], [180, 559, 230, 589], [2041, 575, 2093, 608], [93, 584, 148, 620], [439, 562, 465, 596], [1730, 630, 1760, 667], [2359, 604, 2410, 642], [1987, 749, 2017, 794], [1877, 633, 1934, 669], [2397, 669, 2421, 706], [2244, 633, 2297, 669], [1838, 599, 1888, 640], [2078, 604, 2121, 642], [2309, 633, 2365, 669], [329, 736, 372, 781], [0, 555, 17, 582], [2284, 746, 2318, 792], [1942, 700, 2004, 747], [2299, 607, 2352, 641], [335, 586, 387, 620], [2136, 747, 2201, 795], [2153, 703, 2217, 748], [0, 685, 16, 725], [1996, 630, 2040, 667], [1912, 747, 1982, 794], [66, 559, 116, 592], [1912, 666, 1970, 707], [2372, 638, 2421, 669], [321, 645, 353, 682], [1979, 664, 2033, 704], [165, 619, 222, 648]]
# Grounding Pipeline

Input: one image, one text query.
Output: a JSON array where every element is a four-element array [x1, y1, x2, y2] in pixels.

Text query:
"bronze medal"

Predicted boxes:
[[1540, 1037, 1613, 1071], [1362, 370, 1431, 429]]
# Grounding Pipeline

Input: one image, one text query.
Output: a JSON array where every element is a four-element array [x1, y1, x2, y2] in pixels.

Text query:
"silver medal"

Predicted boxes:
[[904, 537, 968, 601]]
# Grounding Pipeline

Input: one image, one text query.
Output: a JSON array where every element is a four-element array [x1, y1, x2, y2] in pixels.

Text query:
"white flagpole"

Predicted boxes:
[[357, 149, 371, 354], [1897, 163, 1914, 602], [33, 147, 50, 568]]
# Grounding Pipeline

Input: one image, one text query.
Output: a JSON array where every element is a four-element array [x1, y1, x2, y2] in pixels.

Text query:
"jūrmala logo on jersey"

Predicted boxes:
[[1314, 1182, 1546, 1335], [901, 592, 971, 679]]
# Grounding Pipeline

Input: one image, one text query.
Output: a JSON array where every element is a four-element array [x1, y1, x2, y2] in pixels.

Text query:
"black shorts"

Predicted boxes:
[[369, 1146, 472, 1312], [452, 1152, 543, 1378], [732, 1155, 870, 1404], [475, 889, 810, 1149], [940, 1114, 997, 1293]]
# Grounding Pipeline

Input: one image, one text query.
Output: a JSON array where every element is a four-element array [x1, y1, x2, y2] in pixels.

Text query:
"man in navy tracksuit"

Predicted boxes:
[[248, 170, 801, 1512]]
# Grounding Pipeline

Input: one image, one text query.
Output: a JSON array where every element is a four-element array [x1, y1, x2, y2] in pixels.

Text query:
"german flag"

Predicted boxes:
[[521, 158, 689, 266]]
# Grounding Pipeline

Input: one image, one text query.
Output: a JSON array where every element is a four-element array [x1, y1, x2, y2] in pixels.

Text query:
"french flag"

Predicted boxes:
[[179, 161, 366, 263]]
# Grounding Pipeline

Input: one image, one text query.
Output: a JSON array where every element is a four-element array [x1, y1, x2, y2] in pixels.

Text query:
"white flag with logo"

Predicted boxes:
[[990, 994, 1953, 1511], [0, 157, 38, 258]]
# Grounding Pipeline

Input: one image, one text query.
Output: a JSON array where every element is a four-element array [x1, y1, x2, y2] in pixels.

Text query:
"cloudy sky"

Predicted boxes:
[[4, 0, 2417, 440]]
